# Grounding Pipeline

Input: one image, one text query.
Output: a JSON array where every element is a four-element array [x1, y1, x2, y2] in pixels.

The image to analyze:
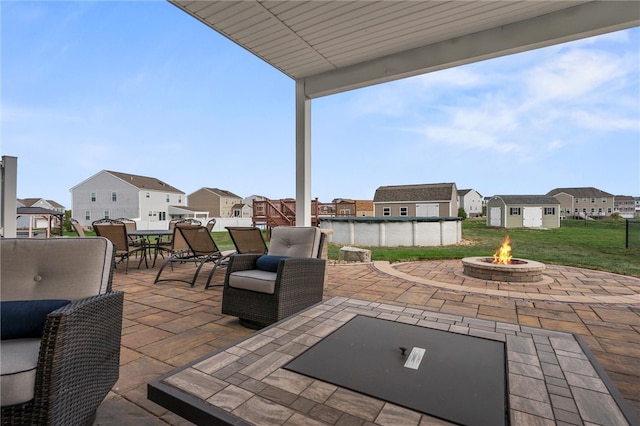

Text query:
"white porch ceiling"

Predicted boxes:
[[169, 1, 639, 98]]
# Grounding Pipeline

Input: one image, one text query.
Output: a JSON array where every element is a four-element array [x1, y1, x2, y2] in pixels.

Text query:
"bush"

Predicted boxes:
[[457, 207, 467, 220]]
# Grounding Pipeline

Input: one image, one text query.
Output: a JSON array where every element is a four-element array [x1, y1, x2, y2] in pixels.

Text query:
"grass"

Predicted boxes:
[[68, 218, 640, 278], [326, 217, 640, 278]]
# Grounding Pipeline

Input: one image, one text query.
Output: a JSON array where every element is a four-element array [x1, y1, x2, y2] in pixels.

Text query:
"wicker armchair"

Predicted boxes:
[[0, 237, 123, 426], [222, 226, 326, 329]]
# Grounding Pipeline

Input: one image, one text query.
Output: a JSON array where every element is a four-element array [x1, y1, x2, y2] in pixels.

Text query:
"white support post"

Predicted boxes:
[[295, 79, 312, 227], [1, 155, 18, 238]]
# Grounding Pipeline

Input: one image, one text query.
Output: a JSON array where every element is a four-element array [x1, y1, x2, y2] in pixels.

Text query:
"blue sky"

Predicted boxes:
[[2, 1, 639, 209]]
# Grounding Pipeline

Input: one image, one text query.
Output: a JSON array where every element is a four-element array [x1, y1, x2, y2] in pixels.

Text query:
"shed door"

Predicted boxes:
[[416, 204, 439, 217], [490, 207, 502, 226], [523, 207, 542, 227]]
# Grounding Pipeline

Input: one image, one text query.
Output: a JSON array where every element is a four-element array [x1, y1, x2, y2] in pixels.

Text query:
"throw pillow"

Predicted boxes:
[[1, 299, 71, 340], [255, 255, 290, 272]]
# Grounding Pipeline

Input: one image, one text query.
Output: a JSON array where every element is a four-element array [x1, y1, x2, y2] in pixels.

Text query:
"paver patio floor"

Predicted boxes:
[[93, 259, 640, 425]]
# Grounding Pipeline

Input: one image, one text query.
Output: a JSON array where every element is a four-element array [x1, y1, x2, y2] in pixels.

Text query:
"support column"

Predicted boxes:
[[295, 79, 312, 227], [1, 156, 18, 238]]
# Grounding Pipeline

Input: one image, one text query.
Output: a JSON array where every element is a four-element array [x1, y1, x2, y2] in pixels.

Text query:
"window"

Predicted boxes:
[[607, 208, 612, 214], [576, 199, 579, 203], [591, 198, 595, 203], [146, 192, 150, 198], [159, 212, 166, 221], [361, 211, 366, 217], [148, 211, 153, 217], [590, 208, 595, 214], [544, 207, 555, 215], [602, 197, 607, 203], [400, 207, 408, 216], [383, 207, 391, 216], [509, 207, 521, 215], [178, 196, 182, 204], [233, 209, 241, 217], [91, 192, 96, 202], [166, 194, 170, 202], [111, 191, 117, 202], [85, 210, 91, 221], [104, 210, 110, 219]]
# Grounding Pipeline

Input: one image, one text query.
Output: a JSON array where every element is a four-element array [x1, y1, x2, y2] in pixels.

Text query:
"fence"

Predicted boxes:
[[626, 219, 640, 249]]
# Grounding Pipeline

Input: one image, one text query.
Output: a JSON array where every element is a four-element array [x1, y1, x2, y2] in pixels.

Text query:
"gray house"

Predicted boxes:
[[373, 183, 458, 217], [487, 195, 560, 228], [71, 170, 185, 228]]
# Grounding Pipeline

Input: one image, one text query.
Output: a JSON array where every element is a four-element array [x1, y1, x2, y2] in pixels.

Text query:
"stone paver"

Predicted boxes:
[[94, 259, 640, 425]]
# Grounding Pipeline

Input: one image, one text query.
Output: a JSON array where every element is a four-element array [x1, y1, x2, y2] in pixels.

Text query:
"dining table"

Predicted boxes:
[[128, 229, 174, 268]]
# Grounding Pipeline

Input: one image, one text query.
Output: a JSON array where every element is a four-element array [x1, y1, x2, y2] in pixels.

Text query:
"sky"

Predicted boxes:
[[2, 1, 639, 210]]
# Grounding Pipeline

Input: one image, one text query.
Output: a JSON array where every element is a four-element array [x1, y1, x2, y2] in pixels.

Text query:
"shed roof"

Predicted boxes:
[[492, 195, 560, 205], [374, 183, 456, 203]]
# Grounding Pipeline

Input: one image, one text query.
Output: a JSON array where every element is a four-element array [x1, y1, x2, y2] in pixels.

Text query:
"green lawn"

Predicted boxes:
[[326, 217, 640, 278], [68, 218, 640, 278]]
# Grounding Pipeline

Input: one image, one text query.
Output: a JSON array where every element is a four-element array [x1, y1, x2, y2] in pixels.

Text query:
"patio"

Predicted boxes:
[[94, 258, 640, 425]]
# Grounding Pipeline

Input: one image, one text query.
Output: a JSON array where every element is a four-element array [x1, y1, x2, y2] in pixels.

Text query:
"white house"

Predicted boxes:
[[71, 170, 185, 229], [457, 189, 483, 218]]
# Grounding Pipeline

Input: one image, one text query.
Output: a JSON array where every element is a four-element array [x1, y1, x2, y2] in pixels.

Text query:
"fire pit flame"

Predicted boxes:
[[492, 235, 512, 265]]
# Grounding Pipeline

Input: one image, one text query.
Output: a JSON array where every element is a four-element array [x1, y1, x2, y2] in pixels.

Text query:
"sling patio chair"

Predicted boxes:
[[70, 218, 86, 237], [154, 225, 233, 287], [221, 226, 326, 329], [206, 218, 216, 232], [93, 219, 147, 272], [226, 226, 268, 254]]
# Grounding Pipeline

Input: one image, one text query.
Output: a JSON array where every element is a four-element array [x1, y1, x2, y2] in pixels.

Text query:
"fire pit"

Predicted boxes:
[[462, 235, 546, 282]]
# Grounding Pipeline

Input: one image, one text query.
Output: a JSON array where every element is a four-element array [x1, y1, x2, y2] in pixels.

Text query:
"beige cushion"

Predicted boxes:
[[0, 238, 113, 301], [228, 270, 277, 294], [0, 339, 41, 406], [267, 227, 321, 258]]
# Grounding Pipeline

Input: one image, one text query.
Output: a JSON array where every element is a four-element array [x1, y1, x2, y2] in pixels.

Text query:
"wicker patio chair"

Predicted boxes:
[[221, 226, 326, 329], [93, 219, 146, 272], [154, 225, 233, 287], [0, 237, 123, 426]]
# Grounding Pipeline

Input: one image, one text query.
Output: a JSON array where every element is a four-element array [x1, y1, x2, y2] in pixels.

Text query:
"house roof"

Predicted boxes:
[[492, 195, 560, 205], [16, 207, 64, 217], [170, 1, 639, 98], [105, 170, 184, 194], [374, 183, 456, 203], [547, 187, 614, 198], [203, 188, 242, 199]]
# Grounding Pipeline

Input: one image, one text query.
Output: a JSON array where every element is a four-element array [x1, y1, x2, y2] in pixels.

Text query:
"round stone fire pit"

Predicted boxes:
[[461, 257, 546, 282]]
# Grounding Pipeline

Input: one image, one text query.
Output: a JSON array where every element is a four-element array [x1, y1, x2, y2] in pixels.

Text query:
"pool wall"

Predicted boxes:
[[319, 217, 462, 247]]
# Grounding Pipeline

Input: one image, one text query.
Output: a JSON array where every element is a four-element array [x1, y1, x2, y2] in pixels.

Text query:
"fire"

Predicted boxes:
[[492, 235, 512, 265]]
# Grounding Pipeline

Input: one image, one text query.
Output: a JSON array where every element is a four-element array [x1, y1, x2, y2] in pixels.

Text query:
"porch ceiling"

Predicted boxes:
[[169, 1, 639, 98]]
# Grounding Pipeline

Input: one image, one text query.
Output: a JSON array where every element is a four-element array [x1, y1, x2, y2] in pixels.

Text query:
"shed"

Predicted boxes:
[[373, 183, 458, 217], [487, 195, 560, 229]]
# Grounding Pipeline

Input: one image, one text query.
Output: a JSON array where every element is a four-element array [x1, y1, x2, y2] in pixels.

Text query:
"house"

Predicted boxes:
[[188, 188, 245, 218], [330, 199, 374, 217], [486, 195, 560, 228], [613, 195, 636, 218], [71, 170, 185, 228], [373, 183, 458, 217], [547, 187, 614, 219], [457, 189, 483, 218]]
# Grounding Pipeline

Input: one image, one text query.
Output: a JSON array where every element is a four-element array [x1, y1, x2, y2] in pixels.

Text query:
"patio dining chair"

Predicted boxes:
[[154, 225, 233, 287], [93, 219, 146, 272]]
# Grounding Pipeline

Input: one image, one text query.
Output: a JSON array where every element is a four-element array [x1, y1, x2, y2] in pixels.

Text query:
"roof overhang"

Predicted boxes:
[[169, 1, 639, 98]]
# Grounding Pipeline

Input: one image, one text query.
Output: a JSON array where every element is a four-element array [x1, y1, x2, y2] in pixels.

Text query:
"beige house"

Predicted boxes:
[[547, 187, 614, 219], [613, 195, 637, 218], [188, 188, 244, 218], [373, 183, 458, 217], [487, 195, 560, 228]]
